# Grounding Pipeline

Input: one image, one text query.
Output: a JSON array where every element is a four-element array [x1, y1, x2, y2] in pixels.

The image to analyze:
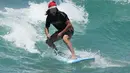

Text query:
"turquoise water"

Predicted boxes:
[[0, 0, 130, 73]]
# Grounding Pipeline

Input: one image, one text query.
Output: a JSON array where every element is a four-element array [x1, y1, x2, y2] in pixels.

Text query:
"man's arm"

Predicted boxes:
[[60, 20, 72, 34], [44, 27, 50, 39], [59, 12, 73, 35], [45, 16, 51, 39]]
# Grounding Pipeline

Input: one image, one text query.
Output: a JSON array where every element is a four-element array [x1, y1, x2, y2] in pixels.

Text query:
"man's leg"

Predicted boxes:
[[46, 32, 60, 50], [63, 35, 76, 59]]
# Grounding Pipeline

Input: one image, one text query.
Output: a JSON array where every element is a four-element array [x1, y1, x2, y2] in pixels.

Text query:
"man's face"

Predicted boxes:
[[49, 8, 57, 16]]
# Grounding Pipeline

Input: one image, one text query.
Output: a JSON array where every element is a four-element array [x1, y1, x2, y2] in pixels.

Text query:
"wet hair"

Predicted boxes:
[[45, 8, 59, 15]]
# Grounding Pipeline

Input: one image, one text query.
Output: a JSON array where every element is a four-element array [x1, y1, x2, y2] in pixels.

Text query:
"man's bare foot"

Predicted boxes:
[[71, 55, 77, 59]]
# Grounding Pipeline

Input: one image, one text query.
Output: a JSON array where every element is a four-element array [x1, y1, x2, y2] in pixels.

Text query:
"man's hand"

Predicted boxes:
[[58, 32, 62, 37], [47, 34, 51, 39]]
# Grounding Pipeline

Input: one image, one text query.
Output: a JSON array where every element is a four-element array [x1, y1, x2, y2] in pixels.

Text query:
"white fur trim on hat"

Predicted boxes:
[[49, 6, 57, 9]]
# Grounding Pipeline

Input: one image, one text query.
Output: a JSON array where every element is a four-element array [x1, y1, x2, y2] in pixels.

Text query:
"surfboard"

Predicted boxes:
[[67, 57, 95, 63], [54, 50, 95, 64]]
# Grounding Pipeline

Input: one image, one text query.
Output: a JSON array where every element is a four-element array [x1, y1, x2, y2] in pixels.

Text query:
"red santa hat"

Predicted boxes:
[[48, 1, 57, 9]]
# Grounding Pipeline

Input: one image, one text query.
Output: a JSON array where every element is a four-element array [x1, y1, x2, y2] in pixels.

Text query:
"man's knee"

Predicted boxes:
[[46, 39, 50, 44], [46, 39, 53, 45], [63, 35, 69, 43]]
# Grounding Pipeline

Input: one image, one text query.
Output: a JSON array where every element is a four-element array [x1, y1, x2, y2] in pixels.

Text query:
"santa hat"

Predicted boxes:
[[48, 1, 57, 9]]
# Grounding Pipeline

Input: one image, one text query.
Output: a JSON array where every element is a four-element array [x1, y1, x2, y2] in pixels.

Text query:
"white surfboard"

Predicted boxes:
[[67, 57, 95, 63]]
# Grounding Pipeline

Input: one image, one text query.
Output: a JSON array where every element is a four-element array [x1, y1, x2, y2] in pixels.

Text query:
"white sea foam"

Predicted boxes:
[[112, 0, 130, 3]]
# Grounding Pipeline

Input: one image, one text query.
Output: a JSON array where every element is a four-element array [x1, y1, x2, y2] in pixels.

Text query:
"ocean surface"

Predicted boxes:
[[0, 0, 130, 73]]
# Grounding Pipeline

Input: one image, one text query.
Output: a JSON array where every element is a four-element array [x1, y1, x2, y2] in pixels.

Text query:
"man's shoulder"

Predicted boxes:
[[59, 11, 66, 14], [58, 11, 67, 17]]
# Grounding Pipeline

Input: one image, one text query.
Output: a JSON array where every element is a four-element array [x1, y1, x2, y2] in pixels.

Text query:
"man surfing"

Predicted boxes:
[[44, 1, 76, 59]]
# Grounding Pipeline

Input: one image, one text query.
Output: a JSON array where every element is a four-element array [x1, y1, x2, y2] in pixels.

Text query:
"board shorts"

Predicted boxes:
[[58, 27, 74, 38], [46, 27, 74, 43]]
